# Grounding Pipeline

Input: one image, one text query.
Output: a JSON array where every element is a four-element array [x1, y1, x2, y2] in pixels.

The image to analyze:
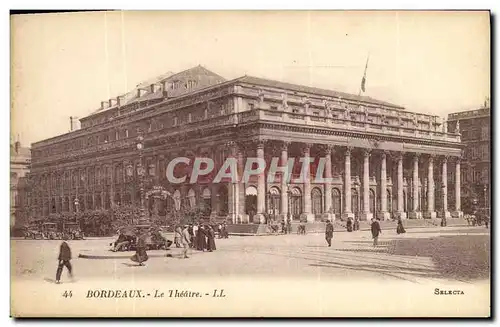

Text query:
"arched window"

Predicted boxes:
[[217, 185, 228, 216], [95, 194, 102, 209], [290, 187, 302, 220], [311, 187, 323, 217], [387, 190, 392, 212], [64, 197, 69, 212], [202, 188, 211, 215], [173, 190, 181, 211], [188, 189, 196, 208], [268, 187, 281, 216], [51, 198, 56, 214], [369, 189, 376, 213], [245, 186, 258, 217], [332, 188, 342, 215], [351, 188, 359, 215]]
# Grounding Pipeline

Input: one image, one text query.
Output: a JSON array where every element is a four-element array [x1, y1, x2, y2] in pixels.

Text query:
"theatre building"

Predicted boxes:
[[28, 66, 463, 224]]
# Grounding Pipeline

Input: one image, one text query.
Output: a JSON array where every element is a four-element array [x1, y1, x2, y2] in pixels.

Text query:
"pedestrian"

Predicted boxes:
[[396, 216, 406, 234], [221, 221, 229, 239], [188, 224, 194, 248], [181, 225, 191, 258], [325, 220, 334, 247], [193, 223, 199, 248], [131, 231, 149, 266], [287, 218, 292, 234], [55, 236, 73, 284], [346, 217, 353, 232], [281, 220, 286, 234], [353, 217, 360, 231], [174, 225, 182, 248], [196, 223, 206, 251], [371, 218, 382, 247], [440, 217, 447, 227], [206, 225, 216, 252]]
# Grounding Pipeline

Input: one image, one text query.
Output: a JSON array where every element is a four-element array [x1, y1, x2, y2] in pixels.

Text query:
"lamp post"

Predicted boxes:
[[483, 184, 488, 211], [135, 133, 146, 221], [74, 197, 80, 213]]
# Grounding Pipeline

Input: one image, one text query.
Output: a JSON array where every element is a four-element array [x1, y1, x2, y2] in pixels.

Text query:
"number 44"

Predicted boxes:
[[62, 290, 73, 298]]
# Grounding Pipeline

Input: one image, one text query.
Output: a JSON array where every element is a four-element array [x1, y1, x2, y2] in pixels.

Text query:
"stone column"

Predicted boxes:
[[453, 158, 463, 218], [342, 147, 354, 220], [409, 154, 422, 219], [425, 156, 437, 218], [280, 141, 289, 220], [110, 164, 115, 207], [441, 156, 451, 219], [396, 152, 407, 219], [300, 143, 314, 222], [227, 141, 238, 224], [361, 149, 373, 220], [237, 146, 247, 223], [323, 145, 334, 221], [378, 151, 390, 220], [253, 141, 266, 224]]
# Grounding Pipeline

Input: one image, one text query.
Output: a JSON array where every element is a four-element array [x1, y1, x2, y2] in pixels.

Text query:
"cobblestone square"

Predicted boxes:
[[12, 226, 490, 285]]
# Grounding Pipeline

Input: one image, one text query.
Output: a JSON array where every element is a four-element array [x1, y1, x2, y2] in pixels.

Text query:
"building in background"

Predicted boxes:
[[28, 65, 463, 224], [447, 100, 490, 212], [10, 140, 31, 227]]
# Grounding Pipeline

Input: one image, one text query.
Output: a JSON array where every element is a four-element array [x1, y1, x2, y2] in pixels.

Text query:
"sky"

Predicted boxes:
[[10, 10, 490, 146]]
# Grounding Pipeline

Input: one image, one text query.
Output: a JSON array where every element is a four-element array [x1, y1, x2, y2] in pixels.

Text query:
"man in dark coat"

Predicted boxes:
[[55, 236, 73, 284], [196, 224, 206, 251], [346, 217, 353, 232], [353, 217, 360, 231], [187, 224, 194, 248], [221, 222, 229, 239], [325, 220, 334, 247], [371, 218, 382, 247], [130, 232, 149, 266], [206, 225, 216, 252]]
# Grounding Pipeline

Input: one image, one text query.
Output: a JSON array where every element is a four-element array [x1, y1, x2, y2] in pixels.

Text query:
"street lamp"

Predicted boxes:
[[135, 133, 146, 221], [483, 184, 488, 211], [74, 197, 80, 213]]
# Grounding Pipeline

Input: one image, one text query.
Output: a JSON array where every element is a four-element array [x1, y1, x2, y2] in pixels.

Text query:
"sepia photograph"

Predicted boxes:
[[10, 10, 490, 317]]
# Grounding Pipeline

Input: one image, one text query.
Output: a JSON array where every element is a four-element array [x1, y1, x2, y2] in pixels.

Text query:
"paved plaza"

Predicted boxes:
[[11, 226, 490, 285]]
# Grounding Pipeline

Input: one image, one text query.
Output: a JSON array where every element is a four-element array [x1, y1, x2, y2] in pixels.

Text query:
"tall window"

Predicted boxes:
[[331, 188, 342, 215], [311, 187, 323, 216], [268, 187, 281, 216]]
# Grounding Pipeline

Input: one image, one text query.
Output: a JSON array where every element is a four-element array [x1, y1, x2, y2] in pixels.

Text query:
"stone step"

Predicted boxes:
[[226, 218, 470, 235]]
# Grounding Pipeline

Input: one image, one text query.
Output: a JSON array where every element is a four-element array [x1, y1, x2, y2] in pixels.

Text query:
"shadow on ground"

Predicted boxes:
[[337, 234, 490, 281]]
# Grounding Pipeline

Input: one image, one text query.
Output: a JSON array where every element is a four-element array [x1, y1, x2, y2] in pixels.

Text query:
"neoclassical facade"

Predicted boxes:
[[28, 66, 463, 224]]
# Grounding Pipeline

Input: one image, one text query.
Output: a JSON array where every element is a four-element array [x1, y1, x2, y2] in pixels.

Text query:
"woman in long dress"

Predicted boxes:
[[396, 217, 406, 234], [131, 232, 149, 266]]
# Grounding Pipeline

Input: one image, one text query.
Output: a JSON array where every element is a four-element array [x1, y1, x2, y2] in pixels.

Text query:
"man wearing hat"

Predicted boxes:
[[55, 235, 73, 284], [325, 219, 334, 247]]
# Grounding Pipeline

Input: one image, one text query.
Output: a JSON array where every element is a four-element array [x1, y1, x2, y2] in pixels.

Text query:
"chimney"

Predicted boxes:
[[137, 88, 147, 98], [109, 98, 117, 107], [116, 96, 121, 107], [70, 116, 74, 131], [160, 81, 168, 97], [101, 101, 109, 110], [15, 141, 20, 153]]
